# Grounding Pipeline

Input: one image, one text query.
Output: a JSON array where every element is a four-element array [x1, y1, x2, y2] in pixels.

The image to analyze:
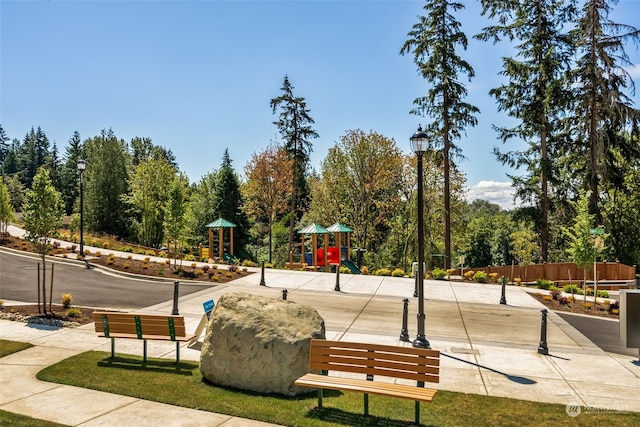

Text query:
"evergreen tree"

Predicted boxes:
[[570, 0, 640, 219], [0, 178, 15, 240], [0, 125, 9, 167], [400, 0, 479, 269], [59, 131, 84, 215], [188, 171, 219, 245], [213, 149, 249, 258], [17, 127, 51, 188], [476, 0, 576, 262], [84, 129, 132, 238], [270, 75, 319, 254]]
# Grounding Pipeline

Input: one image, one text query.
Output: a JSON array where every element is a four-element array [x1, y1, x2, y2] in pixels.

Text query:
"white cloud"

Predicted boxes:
[[626, 64, 640, 79], [466, 181, 517, 210]]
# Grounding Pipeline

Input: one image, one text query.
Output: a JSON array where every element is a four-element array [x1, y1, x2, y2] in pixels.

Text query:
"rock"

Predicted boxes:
[[199, 292, 325, 396]]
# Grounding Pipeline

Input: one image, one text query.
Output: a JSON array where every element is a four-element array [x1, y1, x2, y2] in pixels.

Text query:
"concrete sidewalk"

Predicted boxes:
[[2, 268, 640, 426]]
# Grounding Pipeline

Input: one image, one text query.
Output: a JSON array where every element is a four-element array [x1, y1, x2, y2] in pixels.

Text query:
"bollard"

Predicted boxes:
[[335, 264, 341, 292], [282, 289, 288, 300], [260, 260, 266, 286], [538, 308, 549, 355], [500, 276, 507, 305], [413, 273, 418, 298], [400, 298, 410, 342], [172, 281, 180, 315]]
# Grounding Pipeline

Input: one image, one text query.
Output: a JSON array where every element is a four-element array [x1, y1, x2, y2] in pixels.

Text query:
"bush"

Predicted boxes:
[[488, 272, 500, 283], [558, 296, 569, 305], [184, 254, 196, 261], [360, 266, 369, 275], [432, 268, 447, 280], [548, 285, 560, 291], [374, 268, 392, 276], [391, 268, 405, 277], [123, 262, 130, 269], [66, 308, 82, 318], [550, 290, 561, 300], [241, 259, 257, 267], [102, 241, 109, 249], [608, 300, 619, 313], [158, 251, 167, 258], [563, 284, 581, 294], [122, 246, 133, 253], [145, 250, 155, 256], [464, 270, 475, 281], [265, 263, 273, 269], [340, 266, 351, 274], [473, 271, 487, 283], [536, 279, 552, 290], [446, 268, 456, 277], [597, 290, 609, 298]]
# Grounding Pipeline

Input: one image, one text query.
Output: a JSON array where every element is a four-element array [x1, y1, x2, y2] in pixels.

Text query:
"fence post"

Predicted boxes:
[[400, 298, 410, 341]]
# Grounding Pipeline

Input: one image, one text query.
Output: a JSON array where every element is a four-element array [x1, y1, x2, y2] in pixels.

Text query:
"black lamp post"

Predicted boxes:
[[77, 159, 86, 261], [411, 126, 430, 349]]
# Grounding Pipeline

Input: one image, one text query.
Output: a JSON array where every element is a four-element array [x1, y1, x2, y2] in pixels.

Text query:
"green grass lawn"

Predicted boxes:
[[36, 350, 640, 427], [0, 339, 32, 357]]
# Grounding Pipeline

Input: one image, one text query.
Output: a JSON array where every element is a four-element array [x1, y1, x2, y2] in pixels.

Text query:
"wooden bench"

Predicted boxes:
[[94, 312, 194, 363], [295, 339, 440, 425]]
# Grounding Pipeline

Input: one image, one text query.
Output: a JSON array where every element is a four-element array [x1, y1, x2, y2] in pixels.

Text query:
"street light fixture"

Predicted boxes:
[[410, 126, 430, 349], [77, 159, 86, 262]]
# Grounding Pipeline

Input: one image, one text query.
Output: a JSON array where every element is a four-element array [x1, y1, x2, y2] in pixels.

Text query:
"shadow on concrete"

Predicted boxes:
[[443, 353, 537, 385]]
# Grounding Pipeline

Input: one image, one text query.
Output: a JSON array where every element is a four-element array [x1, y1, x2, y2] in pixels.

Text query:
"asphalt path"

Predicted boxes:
[[0, 250, 216, 310]]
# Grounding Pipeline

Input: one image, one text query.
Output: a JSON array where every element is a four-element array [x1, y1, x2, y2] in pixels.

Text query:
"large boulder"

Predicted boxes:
[[199, 292, 325, 396]]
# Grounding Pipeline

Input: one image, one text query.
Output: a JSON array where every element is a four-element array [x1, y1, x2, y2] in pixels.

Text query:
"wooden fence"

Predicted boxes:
[[454, 262, 636, 284]]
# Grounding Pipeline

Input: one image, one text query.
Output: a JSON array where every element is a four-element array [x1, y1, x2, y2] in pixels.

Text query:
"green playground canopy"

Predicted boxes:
[[298, 223, 330, 234], [205, 218, 237, 228], [327, 222, 353, 233]]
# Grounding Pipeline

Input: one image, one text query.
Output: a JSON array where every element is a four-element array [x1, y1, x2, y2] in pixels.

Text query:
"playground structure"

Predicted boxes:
[[288, 222, 361, 273], [202, 218, 236, 261]]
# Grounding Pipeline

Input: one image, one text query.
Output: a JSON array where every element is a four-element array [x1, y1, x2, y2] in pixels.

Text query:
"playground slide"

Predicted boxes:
[[342, 260, 361, 274]]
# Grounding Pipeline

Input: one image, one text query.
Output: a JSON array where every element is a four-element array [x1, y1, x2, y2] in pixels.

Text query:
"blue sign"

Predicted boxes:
[[203, 299, 215, 319]]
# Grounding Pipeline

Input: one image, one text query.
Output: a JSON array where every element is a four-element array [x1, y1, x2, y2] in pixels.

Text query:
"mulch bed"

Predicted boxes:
[[529, 292, 619, 319], [0, 304, 96, 326]]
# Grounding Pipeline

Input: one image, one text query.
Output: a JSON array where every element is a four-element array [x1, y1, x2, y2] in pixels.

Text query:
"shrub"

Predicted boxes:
[[66, 308, 82, 318], [563, 284, 581, 294], [432, 268, 447, 280], [583, 302, 592, 310], [157, 268, 165, 276], [228, 264, 238, 272], [550, 290, 561, 300], [108, 253, 116, 260], [70, 244, 77, 253], [536, 279, 552, 290], [61, 293, 73, 308], [202, 265, 210, 272], [76, 254, 83, 260], [265, 262, 273, 269], [548, 285, 560, 291], [446, 268, 456, 277], [340, 266, 351, 274], [488, 272, 500, 283], [464, 270, 475, 281], [612, 308, 619, 315], [123, 262, 130, 270], [127, 254, 133, 260], [608, 300, 619, 313], [391, 268, 405, 277], [106, 259, 114, 265], [558, 296, 568, 305], [62, 254, 68, 258], [225, 272, 233, 278], [514, 277, 522, 285], [241, 259, 257, 267], [84, 249, 90, 255], [184, 254, 196, 261], [543, 295, 553, 301], [122, 246, 133, 252], [95, 251, 102, 257], [145, 250, 155, 256], [144, 257, 151, 262], [374, 268, 392, 276], [212, 275, 219, 282], [142, 263, 149, 269], [360, 266, 369, 275], [102, 241, 109, 249], [158, 251, 167, 258], [597, 290, 609, 298], [473, 271, 487, 283], [196, 269, 204, 276]]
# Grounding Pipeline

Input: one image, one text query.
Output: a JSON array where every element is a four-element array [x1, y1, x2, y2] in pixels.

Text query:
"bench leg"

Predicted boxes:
[[110, 338, 115, 359], [317, 389, 323, 408], [143, 340, 147, 363], [364, 393, 369, 416], [415, 401, 420, 425], [176, 341, 180, 364]]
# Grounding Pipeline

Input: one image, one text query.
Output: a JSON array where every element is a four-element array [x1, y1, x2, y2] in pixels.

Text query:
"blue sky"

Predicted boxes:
[[1, 0, 639, 209]]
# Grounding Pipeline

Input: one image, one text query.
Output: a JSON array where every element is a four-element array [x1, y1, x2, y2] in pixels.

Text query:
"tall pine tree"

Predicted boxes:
[[270, 75, 319, 254], [401, 0, 479, 269]]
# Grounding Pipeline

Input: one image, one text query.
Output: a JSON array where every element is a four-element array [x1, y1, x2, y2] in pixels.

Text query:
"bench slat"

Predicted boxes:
[[295, 373, 437, 402], [97, 333, 194, 342]]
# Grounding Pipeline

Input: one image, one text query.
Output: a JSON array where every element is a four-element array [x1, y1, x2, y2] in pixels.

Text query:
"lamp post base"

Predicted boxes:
[[412, 336, 430, 349]]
